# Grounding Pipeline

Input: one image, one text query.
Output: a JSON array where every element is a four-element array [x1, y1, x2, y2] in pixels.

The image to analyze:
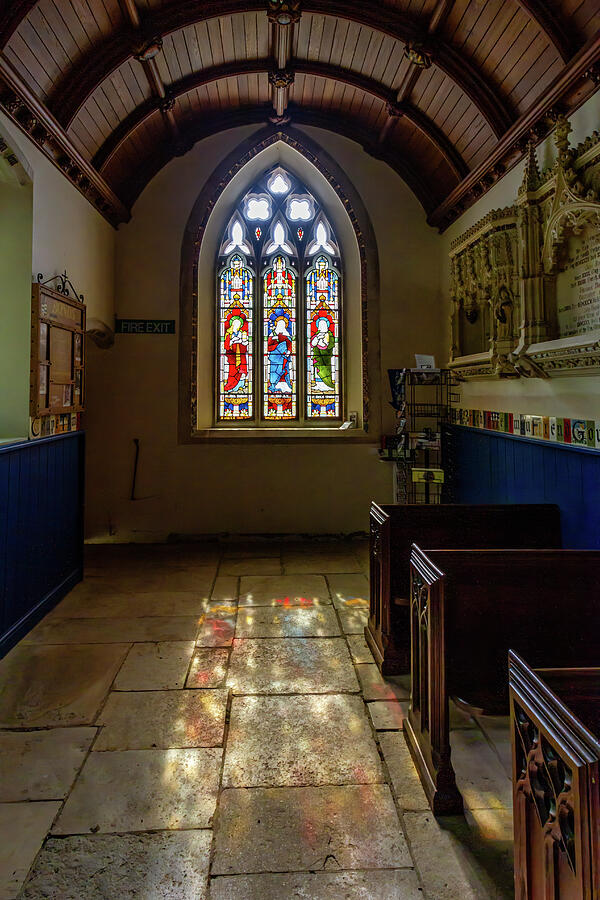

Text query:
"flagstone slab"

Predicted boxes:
[[67, 569, 215, 596], [212, 783, 411, 875], [210, 577, 239, 603], [282, 552, 363, 574], [24, 616, 200, 644], [50, 593, 210, 619], [235, 605, 340, 638], [450, 729, 512, 810], [346, 633, 375, 664], [378, 732, 430, 812], [356, 664, 408, 702], [0, 801, 60, 900], [220, 559, 282, 576], [0, 643, 129, 727], [367, 699, 407, 730], [186, 648, 229, 688], [196, 604, 237, 647], [209, 870, 422, 900], [338, 607, 369, 634], [114, 641, 195, 690], [53, 748, 222, 833], [0, 728, 96, 801], [227, 638, 358, 694], [402, 811, 510, 899], [95, 689, 227, 750], [221, 541, 281, 558], [21, 831, 211, 900], [327, 574, 369, 609], [222, 694, 383, 787], [239, 575, 330, 606]]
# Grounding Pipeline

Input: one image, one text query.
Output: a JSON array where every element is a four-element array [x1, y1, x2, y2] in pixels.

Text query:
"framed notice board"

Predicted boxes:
[[30, 283, 86, 429]]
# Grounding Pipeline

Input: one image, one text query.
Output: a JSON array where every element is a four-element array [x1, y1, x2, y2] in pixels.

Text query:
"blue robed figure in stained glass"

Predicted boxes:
[[267, 308, 293, 393]]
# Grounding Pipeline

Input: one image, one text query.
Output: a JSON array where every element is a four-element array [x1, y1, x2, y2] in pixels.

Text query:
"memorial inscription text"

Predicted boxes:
[[556, 228, 600, 337]]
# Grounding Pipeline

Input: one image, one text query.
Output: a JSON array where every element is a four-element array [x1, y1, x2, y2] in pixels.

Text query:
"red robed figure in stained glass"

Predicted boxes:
[[223, 309, 249, 393]]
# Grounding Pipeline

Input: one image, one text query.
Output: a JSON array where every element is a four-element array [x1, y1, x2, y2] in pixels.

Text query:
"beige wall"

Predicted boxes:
[[440, 93, 600, 419], [0, 113, 116, 442], [0, 113, 116, 324], [85, 125, 443, 539], [0, 168, 32, 439]]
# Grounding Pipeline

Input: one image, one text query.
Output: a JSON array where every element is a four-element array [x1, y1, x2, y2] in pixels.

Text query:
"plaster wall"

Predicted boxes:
[[440, 92, 600, 419], [0, 174, 32, 438], [0, 113, 115, 440], [85, 125, 443, 539], [0, 113, 116, 324]]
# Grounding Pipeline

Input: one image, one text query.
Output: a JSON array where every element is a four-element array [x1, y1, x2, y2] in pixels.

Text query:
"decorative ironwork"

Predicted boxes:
[[269, 69, 295, 89], [160, 94, 176, 113], [267, 0, 301, 25], [404, 41, 433, 69], [134, 37, 163, 62], [37, 272, 85, 303], [385, 101, 404, 119]]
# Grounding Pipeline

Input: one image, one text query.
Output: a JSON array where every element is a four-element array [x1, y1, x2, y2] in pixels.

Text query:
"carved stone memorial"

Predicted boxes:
[[449, 117, 600, 379]]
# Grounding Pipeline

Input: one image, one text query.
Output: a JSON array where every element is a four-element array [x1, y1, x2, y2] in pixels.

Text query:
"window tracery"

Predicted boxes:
[[216, 166, 342, 424]]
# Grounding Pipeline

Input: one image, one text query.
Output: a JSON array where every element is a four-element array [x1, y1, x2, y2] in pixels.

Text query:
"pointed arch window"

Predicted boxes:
[[216, 167, 343, 425]]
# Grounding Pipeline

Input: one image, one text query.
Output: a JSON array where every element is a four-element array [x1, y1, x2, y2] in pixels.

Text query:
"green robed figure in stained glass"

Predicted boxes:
[[310, 315, 335, 390]]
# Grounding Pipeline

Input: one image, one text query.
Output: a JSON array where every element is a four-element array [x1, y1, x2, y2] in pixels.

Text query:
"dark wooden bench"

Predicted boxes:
[[405, 547, 600, 816], [509, 651, 600, 900], [366, 503, 562, 674]]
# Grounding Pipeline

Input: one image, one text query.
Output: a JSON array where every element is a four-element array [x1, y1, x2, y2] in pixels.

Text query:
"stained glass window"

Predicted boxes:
[[306, 256, 340, 418], [215, 167, 343, 427], [264, 256, 297, 420], [218, 254, 253, 420]]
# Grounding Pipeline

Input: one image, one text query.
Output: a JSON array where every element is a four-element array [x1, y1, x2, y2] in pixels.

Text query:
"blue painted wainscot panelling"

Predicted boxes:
[[448, 424, 600, 549], [0, 432, 84, 657]]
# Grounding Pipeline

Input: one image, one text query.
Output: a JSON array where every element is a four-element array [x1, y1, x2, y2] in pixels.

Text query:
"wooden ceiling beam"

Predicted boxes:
[[92, 57, 467, 181], [118, 0, 141, 29], [267, 3, 299, 120], [428, 33, 600, 230], [0, 54, 129, 225], [304, 0, 513, 136], [295, 62, 468, 179], [514, 0, 576, 63], [46, 0, 513, 139], [93, 59, 271, 170], [428, 0, 453, 35], [0, 0, 39, 49], [118, 102, 437, 214], [117, 0, 179, 144]]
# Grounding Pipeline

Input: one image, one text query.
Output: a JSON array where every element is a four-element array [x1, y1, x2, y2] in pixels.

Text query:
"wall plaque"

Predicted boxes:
[[556, 227, 600, 337]]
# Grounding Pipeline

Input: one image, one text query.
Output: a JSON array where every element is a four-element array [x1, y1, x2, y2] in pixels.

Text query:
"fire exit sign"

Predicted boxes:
[[115, 319, 175, 334]]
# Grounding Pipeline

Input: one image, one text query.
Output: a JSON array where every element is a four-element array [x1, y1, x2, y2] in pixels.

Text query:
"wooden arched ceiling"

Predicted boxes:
[[0, 0, 599, 229]]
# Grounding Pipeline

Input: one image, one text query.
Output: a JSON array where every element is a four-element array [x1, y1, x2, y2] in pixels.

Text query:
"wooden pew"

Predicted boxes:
[[509, 651, 600, 900], [405, 547, 600, 816], [366, 503, 562, 675]]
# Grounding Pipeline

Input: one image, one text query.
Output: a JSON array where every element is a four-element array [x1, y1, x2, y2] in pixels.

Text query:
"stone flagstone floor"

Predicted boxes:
[[0, 539, 514, 899]]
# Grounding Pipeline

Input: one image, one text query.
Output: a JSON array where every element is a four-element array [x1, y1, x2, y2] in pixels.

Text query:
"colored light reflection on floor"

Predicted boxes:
[[4, 538, 513, 900]]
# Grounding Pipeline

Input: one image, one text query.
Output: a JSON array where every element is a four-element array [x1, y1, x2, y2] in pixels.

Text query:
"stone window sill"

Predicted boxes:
[[184, 427, 375, 444]]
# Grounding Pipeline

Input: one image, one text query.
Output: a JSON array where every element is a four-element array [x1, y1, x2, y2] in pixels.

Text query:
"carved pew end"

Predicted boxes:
[[403, 717, 465, 817]]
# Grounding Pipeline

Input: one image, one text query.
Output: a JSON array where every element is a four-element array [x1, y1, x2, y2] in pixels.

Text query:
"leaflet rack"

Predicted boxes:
[[379, 369, 453, 504]]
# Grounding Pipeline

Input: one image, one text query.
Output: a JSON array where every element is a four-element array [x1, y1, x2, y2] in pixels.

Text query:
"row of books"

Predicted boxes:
[[29, 413, 80, 439], [452, 408, 600, 449]]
